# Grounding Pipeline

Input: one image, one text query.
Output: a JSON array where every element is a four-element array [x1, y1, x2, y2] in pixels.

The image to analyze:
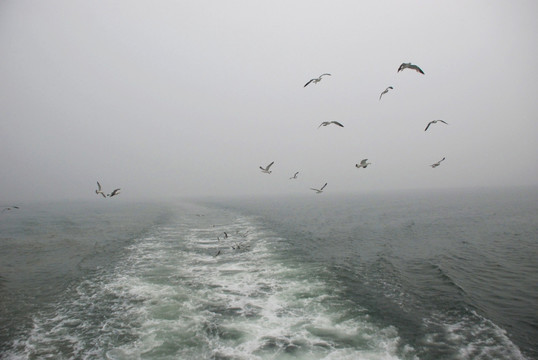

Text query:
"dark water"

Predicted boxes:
[[0, 187, 536, 359]]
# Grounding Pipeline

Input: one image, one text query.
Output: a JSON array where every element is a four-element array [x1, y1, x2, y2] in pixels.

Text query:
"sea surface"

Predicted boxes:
[[0, 187, 537, 359]]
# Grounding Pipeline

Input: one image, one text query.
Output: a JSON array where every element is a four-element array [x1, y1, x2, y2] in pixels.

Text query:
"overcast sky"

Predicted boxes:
[[1, 0, 537, 202]]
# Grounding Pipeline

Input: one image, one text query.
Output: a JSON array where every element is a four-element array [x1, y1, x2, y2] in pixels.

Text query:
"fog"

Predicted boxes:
[[1, 0, 537, 202]]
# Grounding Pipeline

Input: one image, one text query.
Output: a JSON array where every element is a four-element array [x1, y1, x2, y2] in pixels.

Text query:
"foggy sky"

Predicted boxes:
[[1, 0, 537, 202]]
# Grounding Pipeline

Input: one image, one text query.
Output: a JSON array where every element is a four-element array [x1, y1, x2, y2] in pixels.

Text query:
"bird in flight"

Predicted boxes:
[[430, 157, 446, 168], [2, 206, 19, 212], [398, 63, 425, 74], [318, 121, 344, 128], [289, 172, 299, 180], [108, 188, 121, 197], [355, 159, 372, 169], [424, 119, 448, 131], [95, 181, 106, 198], [260, 161, 274, 174], [379, 86, 393, 100], [304, 73, 331, 87], [310, 183, 327, 194]]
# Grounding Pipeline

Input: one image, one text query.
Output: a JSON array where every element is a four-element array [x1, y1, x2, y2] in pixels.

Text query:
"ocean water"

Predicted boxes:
[[0, 187, 536, 360]]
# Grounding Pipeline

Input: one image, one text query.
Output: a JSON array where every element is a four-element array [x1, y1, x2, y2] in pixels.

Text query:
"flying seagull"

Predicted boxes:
[[95, 181, 106, 198], [108, 188, 121, 197], [310, 183, 327, 194], [2, 206, 19, 212], [425, 119, 448, 131], [430, 157, 446, 168], [379, 86, 393, 100], [304, 73, 331, 87], [355, 159, 372, 169], [289, 172, 299, 180], [259, 161, 274, 174], [398, 63, 425, 74], [318, 121, 344, 128]]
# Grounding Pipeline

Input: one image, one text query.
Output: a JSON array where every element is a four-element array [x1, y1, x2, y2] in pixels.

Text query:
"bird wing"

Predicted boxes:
[[398, 63, 407, 72], [438, 120, 448, 124], [320, 73, 331, 77], [361, 159, 368, 165], [111, 188, 121, 196], [100, 193, 106, 198], [320, 183, 327, 190], [304, 79, 315, 87], [411, 64, 425, 74], [266, 161, 274, 170], [331, 121, 344, 127], [425, 122, 432, 131], [97, 181, 102, 191]]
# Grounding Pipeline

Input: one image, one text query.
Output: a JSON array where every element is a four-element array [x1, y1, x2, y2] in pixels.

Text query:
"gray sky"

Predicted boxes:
[[1, 0, 537, 202]]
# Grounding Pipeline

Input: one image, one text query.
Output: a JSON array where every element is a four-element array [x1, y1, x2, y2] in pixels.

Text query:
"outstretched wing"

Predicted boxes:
[[320, 183, 327, 191], [304, 79, 315, 87], [320, 73, 331, 77], [438, 120, 448, 125], [331, 121, 344, 127], [425, 122, 432, 131], [266, 161, 274, 170], [97, 181, 102, 191], [360, 159, 368, 165]]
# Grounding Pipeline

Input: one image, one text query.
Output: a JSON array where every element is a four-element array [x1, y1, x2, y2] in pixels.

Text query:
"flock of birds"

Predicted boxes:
[[259, 62, 449, 193]]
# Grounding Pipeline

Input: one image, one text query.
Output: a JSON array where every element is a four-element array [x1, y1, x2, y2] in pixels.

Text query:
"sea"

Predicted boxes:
[[0, 187, 537, 360]]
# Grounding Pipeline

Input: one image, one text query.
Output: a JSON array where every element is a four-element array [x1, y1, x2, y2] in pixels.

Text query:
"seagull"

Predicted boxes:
[[95, 181, 106, 198], [304, 73, 331, 87], [430, 157, 446, 168], [2, 206, 19, 212], [398, 63, 425, 74], [379, 86, 393, 100], [355, 159, 372, 169], [289, 172, 299, 180], [214, 250, 221, 257], [425, 119, 448, 131], [310, 183, 327, 194], [108, 188, 121, 197], [259, 161, 274, 174], [318, 121, 344, 128]]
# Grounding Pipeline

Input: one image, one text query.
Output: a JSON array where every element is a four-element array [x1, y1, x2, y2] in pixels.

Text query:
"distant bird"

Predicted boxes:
[[310, 183, 327, 194], [108, 188, 121, 197], [379, 86, 393, 100], [430, 157, 446, 168], [425, 119, 448, 131], [289, 172, 299, 180], [214, 250, 221, 257], [398, 63, 425, 74], [223, 232, 228, 239], [318, 121, 344, 128], [2, 206, 19, 212], [304, 73, 331, 87], [95, 181, 106, 198], [355, 159, 372, 169], [259, 161, 274, 174]]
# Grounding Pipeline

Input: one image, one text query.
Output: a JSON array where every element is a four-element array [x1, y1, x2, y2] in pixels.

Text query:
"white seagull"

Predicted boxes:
[[379, 86, 393, 100], [310, 183, 327, 194], [430, 157, 446, 168], [398, 63, 425, 75], [355, 159, 372, 169], [318, 121, 344, 128], [425, 119, 448, 131], [259, 161, 274, 174], [304, 73, 331, 87], [95, 181, 106, 198], [108, 188, 121, 197], [289, 172, 299, 180]]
